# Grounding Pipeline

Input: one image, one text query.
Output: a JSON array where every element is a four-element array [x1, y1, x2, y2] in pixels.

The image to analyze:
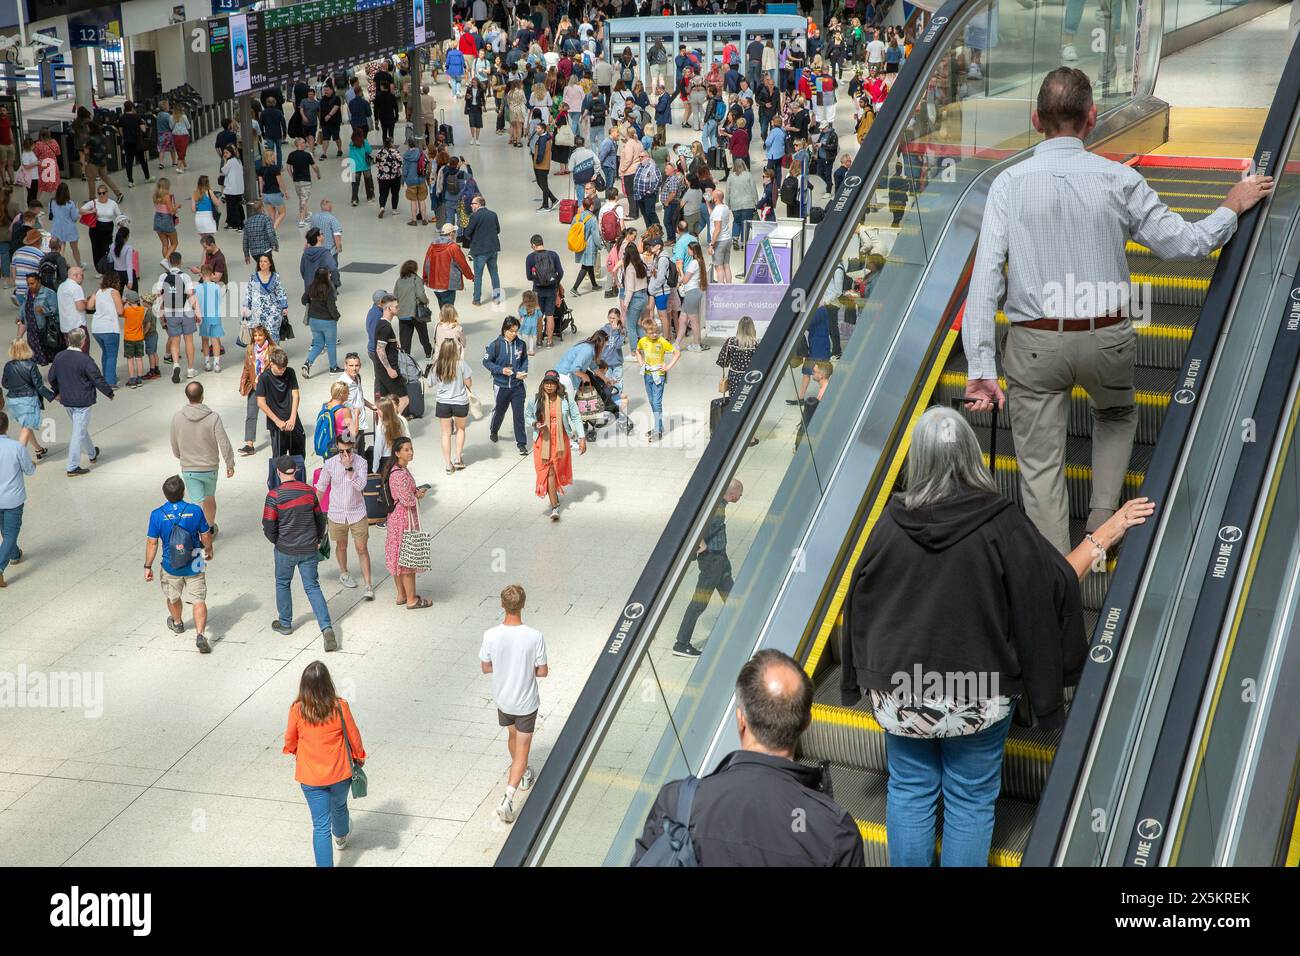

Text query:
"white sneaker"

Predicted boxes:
[[520, 766, 535, 791], [495, 792, 516, 823], [339, 572, 357, 588], [213, 359, 221, 373], [203, 357, 212, 371], [1061, 44, 1079, 62], [334, 830, 349, 849], [967, 63, 983, 79], [186, 368, 197, 379]]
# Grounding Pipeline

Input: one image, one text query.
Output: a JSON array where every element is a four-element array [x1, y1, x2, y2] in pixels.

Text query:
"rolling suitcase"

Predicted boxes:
[[438, 109, 454, 146], [266, 427, 306, 489], [709, 395, 727, 434], [558, 198, 579, 224], [363, 468, 391, 525], [405, 377, 426, 419]]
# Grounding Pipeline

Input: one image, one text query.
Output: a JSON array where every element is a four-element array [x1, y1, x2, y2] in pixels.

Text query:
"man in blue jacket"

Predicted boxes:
[[483, 317, 530, 456], [48, 329, 114, 476]]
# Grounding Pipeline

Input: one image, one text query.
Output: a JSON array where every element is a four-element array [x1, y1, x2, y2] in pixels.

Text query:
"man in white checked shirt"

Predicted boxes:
[[963, 68, 1272, 555]]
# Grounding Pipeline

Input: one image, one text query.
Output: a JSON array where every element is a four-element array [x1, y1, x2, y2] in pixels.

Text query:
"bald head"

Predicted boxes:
[[724, 478, 744, 503], [712, 189, 724, 204], [185, 381, 204, 403], [735, 649, 813, 757], [1034, 67, 1094, 137]]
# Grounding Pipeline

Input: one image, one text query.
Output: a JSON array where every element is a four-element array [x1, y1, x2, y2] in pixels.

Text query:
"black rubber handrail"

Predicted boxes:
[[1121, 257, 1300, 867], [494, 0, 974, 867], [1023, 38, 1300, 866]]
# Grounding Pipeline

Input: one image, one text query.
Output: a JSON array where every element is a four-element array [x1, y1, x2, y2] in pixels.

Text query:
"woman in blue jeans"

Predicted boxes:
[[634, 315, 681, 441], [842, 407, 1154, 866], [300, 266, 341, 377], [283, 661, 365, 867]]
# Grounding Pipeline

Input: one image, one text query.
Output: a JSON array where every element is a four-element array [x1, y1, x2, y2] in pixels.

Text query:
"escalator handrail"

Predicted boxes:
[[1023, 42, 1300, 866], [1123, 259, 1300, 867], [492, 0, 978, 867]]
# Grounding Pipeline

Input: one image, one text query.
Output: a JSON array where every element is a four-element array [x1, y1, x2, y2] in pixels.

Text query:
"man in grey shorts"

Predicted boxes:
[[479, 584, 548, 824], [154, 251, 201, 383]]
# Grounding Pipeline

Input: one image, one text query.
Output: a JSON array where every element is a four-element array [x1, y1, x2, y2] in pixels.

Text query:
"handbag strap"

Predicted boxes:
[[338, 703, 355, 774]]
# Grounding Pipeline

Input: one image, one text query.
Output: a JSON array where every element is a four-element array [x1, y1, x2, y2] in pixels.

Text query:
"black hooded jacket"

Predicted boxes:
[[633, 751, 864, 867], [842, 490, 1086, 729]]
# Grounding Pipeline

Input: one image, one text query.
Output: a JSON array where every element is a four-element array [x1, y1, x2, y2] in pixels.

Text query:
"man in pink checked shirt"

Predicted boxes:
[[313, 429, 375, 599]]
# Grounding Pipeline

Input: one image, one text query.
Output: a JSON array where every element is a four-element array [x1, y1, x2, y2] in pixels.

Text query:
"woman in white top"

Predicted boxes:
[[219, 147, 245, 231], [428, 339, 473, 473], [676, 240, 709, 350], [89, 272, 125, 388], [609, 81, 630, 125], [17, 137, 39, 205], [79, 189, 124, 270], [371, 394, 410, 469]]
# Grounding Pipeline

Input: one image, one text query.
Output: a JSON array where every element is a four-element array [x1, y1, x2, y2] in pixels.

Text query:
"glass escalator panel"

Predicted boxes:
[[525, 0, 1157, 866]]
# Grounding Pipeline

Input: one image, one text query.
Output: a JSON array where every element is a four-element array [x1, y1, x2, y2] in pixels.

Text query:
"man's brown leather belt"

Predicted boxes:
[[1017, 314, 1127, 332]]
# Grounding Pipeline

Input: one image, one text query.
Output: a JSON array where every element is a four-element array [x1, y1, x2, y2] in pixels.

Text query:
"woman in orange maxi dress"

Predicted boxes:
[[526, 370, 587, 521]]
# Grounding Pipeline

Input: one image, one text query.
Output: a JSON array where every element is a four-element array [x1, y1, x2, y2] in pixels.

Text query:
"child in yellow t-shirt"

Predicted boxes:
[[122, 288, 147, 388], [635, 317, 681, 441]]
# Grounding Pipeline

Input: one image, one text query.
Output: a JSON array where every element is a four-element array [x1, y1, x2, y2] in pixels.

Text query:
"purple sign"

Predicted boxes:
[[705, 283, 789, 339], [744, 237, 792, 284]]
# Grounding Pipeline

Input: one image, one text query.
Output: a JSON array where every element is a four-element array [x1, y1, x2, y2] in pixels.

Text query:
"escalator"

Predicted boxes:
[[799, 161, 1239, 866], [497, 0, 1300, 867]]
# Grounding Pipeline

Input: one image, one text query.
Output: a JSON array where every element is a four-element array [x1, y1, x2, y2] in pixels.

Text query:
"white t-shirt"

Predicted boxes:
[[479, 623, 547, 716], [867, 40, 886, 64], [598, 200, 625, 231], [680, 256, 701, 293], [89, 288, 120, 334], [57, 278, 87, 333], [434, 360, 472, 406], [709, 203, 733, 244], [337, 370, 370, 433], [153, 268, 195, 317]]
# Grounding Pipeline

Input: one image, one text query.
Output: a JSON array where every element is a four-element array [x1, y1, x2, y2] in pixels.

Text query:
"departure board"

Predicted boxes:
[[210, 0, 453, 100]]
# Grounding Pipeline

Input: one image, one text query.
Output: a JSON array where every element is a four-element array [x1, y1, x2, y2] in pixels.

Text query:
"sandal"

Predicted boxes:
[[405, 597, 433, 610]]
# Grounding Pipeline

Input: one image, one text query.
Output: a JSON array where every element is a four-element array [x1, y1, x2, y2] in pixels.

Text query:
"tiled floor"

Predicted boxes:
[[0, 73, 851, 867]]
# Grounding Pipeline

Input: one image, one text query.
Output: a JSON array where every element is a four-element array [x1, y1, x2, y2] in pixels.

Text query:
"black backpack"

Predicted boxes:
[[37, 254, 59, 290], [660, 254, 679, 289], [533, 251, 558, 287], [780, 176, 798, 205], [633, 777, 700, 867], [589, 94, 606, 126], [162, 271, 188, 313]]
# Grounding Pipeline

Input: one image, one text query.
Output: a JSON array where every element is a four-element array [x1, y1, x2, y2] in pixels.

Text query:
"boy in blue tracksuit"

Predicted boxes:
[[483, 317, 530, 456]]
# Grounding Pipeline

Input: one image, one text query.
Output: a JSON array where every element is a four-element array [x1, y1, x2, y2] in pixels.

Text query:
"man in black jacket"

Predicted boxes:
[[633, 649, 864, 866], [463, 196, 502, 306], [48, 329, 114, 475], [263, 455, 335, 650]]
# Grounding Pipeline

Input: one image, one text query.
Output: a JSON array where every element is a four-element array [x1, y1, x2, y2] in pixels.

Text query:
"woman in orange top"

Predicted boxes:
[[525, 370, 586, 521], [283, 661, 366, 867]]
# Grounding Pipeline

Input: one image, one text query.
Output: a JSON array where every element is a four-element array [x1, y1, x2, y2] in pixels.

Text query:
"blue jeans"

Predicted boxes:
[[624, 289, 649, 332], [94, 332, 120, 386], [305, 318, 338, 369], [884, 713, 1012, 867], [266, 138, 283, 165], [473, 252, 500, 303], [732, 207, 753, 242], [0, 504, 22, 574], [1064, 0, 1087, 36], [642, 370, 666, 434], [274, 549, 332, 631], [702, 120, 718, 152], [639, 194, 659, 227], [65, 405, 93, 473], [301, 778, 350, 867]]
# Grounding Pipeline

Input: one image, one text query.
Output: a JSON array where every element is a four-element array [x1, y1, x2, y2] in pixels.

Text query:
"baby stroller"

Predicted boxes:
[[553, 284, 578, 340]]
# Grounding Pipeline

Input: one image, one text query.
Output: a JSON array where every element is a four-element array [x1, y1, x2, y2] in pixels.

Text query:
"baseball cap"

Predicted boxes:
[[441, 223, 456, 235], [274, 455, 297, 476], [542, 369, 561, 384], [371, 289, 389, 304], [335, 429, 357, 446]]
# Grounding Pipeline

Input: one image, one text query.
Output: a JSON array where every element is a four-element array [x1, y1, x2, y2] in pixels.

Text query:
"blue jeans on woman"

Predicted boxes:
[[702, 119, 718, 152], [642, 369, 666, 434], [883, 712, 1012, 866], [93, 332, 120, 386], [305, 318, 338, 370], [301, 778, 351, 867], [732, 207, 754, 242], [624, 289, 649, 333]]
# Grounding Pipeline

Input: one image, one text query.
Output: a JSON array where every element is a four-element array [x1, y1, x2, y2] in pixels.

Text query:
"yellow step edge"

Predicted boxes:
[[802, 327, 962, 677], [937, 372, 1170, 408], [1126, 240, 1220, 259], [1288, 799, 1300, 866], [855, 819, 1022, 866], [812, 703, 1057, 765]]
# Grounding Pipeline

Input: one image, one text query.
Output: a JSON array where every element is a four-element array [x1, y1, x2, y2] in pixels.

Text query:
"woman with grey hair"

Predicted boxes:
[[843, 405, 1153, 867], [724, 159, 759, 251]]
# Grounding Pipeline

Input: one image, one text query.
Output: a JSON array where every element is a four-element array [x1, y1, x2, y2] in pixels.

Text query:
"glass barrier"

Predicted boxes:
[[1171, 384, 1300, 866], [533, 0, 1148, 865], [1059, 119, 1300, 866]]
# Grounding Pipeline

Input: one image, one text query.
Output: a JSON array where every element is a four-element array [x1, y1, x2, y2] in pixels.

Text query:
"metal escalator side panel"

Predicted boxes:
[[1024, 48, 1300, 866]]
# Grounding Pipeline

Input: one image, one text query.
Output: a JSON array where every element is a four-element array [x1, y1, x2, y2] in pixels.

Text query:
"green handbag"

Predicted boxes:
[[339, 705, 367, 799]]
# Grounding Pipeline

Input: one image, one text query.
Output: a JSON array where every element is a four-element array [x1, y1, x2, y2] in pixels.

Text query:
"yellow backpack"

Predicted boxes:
[[567, 212, 590, 254]]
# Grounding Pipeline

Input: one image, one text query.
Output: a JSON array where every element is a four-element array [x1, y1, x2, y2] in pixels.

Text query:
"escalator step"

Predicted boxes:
[[815, 763, 1035, 867], [805, 665, 1061, 803], [937, 360, 1176, 445]]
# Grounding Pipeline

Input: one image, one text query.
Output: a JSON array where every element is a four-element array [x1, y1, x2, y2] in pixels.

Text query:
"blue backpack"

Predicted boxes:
[[166, 512, 200, 573], [633, 777, 700, 867], [313, 403, 339, 459]]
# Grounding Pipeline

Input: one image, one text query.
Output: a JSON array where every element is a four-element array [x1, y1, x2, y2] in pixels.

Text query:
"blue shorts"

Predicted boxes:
[[199, 320, 225, 339], [654, 293, 670, 311], [263, 191, 285, 208], [182, 470, 218, 503], [144, 330, 159, 356]]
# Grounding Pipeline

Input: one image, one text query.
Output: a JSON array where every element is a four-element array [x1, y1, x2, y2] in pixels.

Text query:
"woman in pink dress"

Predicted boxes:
[[382, 436, 432, 609]]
